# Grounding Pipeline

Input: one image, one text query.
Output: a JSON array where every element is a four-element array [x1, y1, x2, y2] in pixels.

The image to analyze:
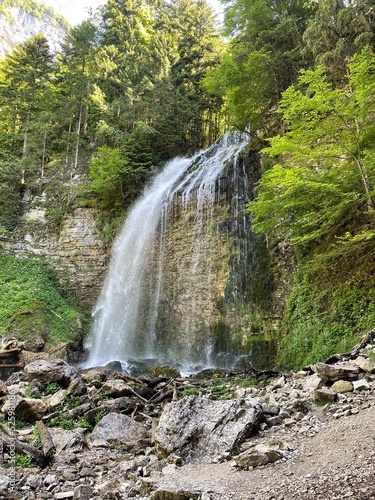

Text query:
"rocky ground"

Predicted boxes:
[[0, 333, 374, 500]]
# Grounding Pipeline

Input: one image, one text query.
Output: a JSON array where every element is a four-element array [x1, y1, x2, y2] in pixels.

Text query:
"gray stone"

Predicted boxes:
[[353, 356, 375, 374], [26, 474, 43, 490], [66, 377, 87, 397], [311, 362, 359, 382], [303, 373, 323, 392], [73, 485, 95, 500], [100, 379, 134, 397], [24, 358, 78, 387], [2, 395, 48, 422], [313, 388, 337, 403], [54, 493, 74, 500], [352, 379, 370, 391], [53, 429, 87, 454], [155, 395, 263, 463], [88, 412, 148, 450], [331, 380, 354, 393], [48, 389, 66, 408], [0, 475, 10, 493]]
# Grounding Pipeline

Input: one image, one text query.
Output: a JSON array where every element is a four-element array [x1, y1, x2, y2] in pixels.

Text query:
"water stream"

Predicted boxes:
[[82, 132, 250, 373]]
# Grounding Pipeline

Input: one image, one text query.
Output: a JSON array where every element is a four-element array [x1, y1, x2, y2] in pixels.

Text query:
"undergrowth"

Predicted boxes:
[[278, 237, 375, 369], [0, 255, 87, 349]]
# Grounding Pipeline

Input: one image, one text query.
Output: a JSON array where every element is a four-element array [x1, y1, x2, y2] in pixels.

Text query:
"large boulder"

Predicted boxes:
[[24, 358, 78, 387], [155, 395, 263, 463], [2, 395, 48, 422], [88, 412, 148, 450], [311, 362, 359, 382]]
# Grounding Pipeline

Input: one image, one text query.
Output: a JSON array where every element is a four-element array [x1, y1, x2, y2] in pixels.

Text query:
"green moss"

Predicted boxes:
[[0, 255, 87, 350]]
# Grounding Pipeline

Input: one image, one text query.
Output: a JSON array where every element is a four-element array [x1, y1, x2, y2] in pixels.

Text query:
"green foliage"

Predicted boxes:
[[43, 382, 63, 395], [32, 425, 41, 448], [13, 454, 33, 467], [278, 262, 375, 369], [65, 396, 81, 409], [14, 419, 27, 429], [250, 49, 375, 250], [205, 0, 315, 132], [0, 255, 85, 348], [94, 408, 108, 424], [180, 387, 202, 397]]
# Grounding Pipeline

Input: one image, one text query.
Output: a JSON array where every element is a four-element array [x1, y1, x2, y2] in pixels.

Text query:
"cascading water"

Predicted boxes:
[[82, 132, 252, 373]]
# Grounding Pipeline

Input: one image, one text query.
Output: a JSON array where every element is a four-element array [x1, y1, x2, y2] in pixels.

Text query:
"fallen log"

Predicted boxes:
[[36, 420, 55, 460]]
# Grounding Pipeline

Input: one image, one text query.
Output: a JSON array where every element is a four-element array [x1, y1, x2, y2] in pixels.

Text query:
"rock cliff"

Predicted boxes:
[[0, 2, 67, 58], [0, 189, 109, 308]]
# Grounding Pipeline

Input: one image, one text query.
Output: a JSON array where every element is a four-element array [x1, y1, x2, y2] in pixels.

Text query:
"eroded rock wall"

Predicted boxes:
[[0, 192, 109, 308]]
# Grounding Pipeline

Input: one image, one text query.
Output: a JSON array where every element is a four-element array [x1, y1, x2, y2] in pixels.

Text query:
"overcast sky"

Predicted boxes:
[[43, 0, 223, 27]]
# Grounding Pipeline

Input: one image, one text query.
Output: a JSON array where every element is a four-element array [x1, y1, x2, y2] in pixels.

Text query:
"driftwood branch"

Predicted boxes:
[[36, 420, 55, 460]]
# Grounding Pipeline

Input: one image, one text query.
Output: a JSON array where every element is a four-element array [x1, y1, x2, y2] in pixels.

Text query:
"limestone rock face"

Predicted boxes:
[[88, 413, 148, 450], [155, 395, 263, 463], [0, 206, 108, 307], [24, 358, 78, 387], [0, 5, 66, 58]]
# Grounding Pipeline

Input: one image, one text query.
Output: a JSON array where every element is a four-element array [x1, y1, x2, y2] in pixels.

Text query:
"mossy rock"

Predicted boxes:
[[151, 364, 181, 378], [7, 311, 48, 351]]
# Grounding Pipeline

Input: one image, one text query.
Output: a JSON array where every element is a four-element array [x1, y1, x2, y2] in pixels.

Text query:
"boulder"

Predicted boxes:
[[235, 443, 284, 468], [88, 412, 148, 450], [353, 356, 375, 374], [24, 358, 78, 387], [155, 395, 263, 463], [331, 380, 353, 393], [311, 362, 359, 382], [302, 373, 323, 393], [2, 395, 47, 422], [313, 388, 337, 403], [53, 428, 87, 455], [100, 379, 134, 397]]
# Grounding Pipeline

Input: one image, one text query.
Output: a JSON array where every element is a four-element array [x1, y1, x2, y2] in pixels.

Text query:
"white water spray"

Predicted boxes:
[[82, 132, 249, 371]]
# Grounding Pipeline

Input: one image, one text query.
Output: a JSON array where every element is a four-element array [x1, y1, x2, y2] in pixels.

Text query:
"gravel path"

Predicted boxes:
[[156, 400, 375, 499]]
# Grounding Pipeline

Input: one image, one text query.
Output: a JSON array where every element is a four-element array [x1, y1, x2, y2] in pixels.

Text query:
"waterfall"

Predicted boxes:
[[82, 132, 250, 373]]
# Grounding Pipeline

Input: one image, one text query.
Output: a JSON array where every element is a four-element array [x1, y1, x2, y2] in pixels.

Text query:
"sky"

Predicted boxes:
[[42, 0, 223, 27], [43, 0, 105, 26]]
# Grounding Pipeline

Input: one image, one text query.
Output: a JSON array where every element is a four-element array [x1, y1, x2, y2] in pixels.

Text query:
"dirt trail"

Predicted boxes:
[[156, 402, 375, 499]]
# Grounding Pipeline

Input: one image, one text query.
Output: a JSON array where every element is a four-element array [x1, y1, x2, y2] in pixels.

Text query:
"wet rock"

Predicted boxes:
[[155, 395, 263, 463], [331, 380, 354, 393], [88, 412, 148, 450], [311, 363, 359, 382], [24, 358, 78, 387]]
